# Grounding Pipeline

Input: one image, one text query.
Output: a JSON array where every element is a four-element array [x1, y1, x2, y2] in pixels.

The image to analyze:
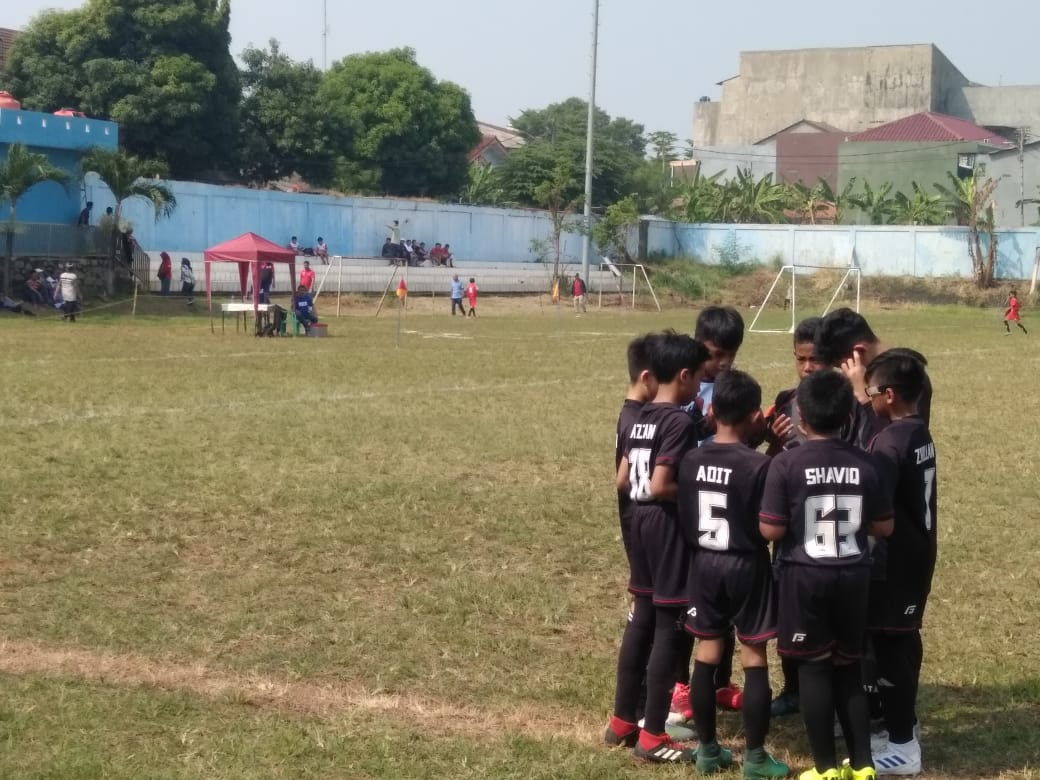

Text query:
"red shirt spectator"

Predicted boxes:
[[300, 261, 315, 291]]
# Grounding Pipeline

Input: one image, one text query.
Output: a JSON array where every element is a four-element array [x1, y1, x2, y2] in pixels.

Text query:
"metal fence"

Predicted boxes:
[[1, 222, 108, 257]]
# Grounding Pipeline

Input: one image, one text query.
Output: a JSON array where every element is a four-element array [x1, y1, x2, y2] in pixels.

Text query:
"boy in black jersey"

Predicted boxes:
[[759, 371, 894, 780], [864, 351, 937, 777], [678, 370, 790, 778], [606, 332, 708, 764]]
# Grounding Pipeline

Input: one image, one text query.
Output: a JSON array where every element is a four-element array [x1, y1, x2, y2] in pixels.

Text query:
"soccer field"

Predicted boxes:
[[2, 303, 1039, 779]]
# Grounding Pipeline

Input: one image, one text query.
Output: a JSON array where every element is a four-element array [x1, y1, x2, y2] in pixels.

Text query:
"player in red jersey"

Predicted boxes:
[[1004, 289, 1028, 335]]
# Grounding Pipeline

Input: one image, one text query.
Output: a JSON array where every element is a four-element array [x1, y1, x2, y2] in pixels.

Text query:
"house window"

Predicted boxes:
[[956, 153, 976, 180]]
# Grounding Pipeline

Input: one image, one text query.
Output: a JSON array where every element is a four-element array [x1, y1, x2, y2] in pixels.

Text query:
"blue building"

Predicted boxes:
[[0, 107, 119, 223]]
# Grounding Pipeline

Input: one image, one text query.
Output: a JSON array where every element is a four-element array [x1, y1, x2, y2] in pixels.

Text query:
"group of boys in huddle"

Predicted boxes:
[[607, 306, 937, 780]]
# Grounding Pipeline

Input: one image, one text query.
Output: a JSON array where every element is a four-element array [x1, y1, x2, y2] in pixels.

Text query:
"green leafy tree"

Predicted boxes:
[[499, 98, 645, 208], [935, 171, 1000, 287], [0, 144, 69, 295], [460, 163, 505, 207], [237, 40, 331, 184], [672, 171, 726, 223], [533, 164, 583, 282], [317, 48, 480, 197], [81, 147, 176, 295], [4, 0, 240, 179], [815, 177, 857, 224], [790, 182, 829, 225], [647, 130, 678, 171], [850, 180, 897, 225], [723, 169, 790, 224], [892, 183, 946, 227], [592, 195, 640, 262]]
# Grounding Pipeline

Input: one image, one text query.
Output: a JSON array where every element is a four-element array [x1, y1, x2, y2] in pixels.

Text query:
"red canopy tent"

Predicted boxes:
[[203, 232, 298, 324]]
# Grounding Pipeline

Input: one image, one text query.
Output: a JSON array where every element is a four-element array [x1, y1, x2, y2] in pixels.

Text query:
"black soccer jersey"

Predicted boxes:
[[616, 398, 645, 527], [869, 416, 937, 564], [760, 438, 892, 567], [678, 442, 770, 554], [625, 402, 697, 507]]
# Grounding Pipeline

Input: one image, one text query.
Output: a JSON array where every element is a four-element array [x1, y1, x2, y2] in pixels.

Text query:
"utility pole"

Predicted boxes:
[[322, 0, 328, 71], [1019, 127, 1029, 228], [580, 0, 600, 283]]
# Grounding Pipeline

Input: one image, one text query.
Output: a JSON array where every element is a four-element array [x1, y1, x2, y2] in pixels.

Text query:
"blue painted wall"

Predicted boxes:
[[0, 108, 119, 224]]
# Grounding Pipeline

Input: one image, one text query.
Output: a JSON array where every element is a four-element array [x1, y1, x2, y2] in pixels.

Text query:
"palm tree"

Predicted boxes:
[[80, 147, 176, 296], [0, 143, 70, 295], [850, 180, 897, 225], [460, 163, 504, 206], [892, 183, 946, 226]]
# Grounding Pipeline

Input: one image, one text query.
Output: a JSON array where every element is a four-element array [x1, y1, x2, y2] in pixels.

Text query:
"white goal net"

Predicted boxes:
[[748, 265, 862, 334]]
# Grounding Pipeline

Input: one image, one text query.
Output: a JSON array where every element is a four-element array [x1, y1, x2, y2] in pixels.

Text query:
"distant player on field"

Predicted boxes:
[[606, 332, 708, 764], [678, 370, 789, 778], [1004, 289, 1028, 335], [864, 351, 938, 776], [759, 370, 894, 780]]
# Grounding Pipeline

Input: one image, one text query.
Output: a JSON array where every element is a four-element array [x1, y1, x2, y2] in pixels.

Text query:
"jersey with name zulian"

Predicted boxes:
[[869, 415, 937, 563], [625, 402, 697, 517], [677, 442, 771, 554], [760, 438, 892, 567]]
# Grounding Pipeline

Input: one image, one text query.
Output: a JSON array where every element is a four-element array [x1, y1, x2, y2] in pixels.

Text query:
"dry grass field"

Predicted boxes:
[[1, 295, 1039, 779]]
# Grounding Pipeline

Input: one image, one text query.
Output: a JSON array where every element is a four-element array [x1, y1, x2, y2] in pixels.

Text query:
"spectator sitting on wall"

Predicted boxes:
[[429, 242, 444, 266], [288, 236, 300, 253], [415, 242, 428, 265], [315, 237, 329, 264], [24, 270, 46, 306], [443, 243, 454, 268], [77, 201, 93, 227], [293, 284, 319, 333]]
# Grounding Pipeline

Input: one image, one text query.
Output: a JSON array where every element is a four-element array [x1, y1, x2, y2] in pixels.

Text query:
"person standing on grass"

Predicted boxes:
[[759, 370, 894, 780], [259, 262, 274, 304], [572, 272, 587, 315], [59, 263, 81, 321], [450, 274, 466, 316], [158, 251, 172, 296], [180, 258, 195, 306], [465, 277, 478, 317], [606, 333, 708, 765], [300, 260, 315, 293], [1004, 290, 1028, 335]]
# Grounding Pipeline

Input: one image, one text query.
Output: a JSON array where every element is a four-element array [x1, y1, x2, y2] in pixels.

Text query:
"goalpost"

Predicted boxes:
[[597, 258, 662, 312], [748, 264, 862, 334]]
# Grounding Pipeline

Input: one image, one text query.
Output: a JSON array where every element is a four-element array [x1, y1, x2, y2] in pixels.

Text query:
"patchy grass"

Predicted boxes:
[[0, 302, 1038, 778]]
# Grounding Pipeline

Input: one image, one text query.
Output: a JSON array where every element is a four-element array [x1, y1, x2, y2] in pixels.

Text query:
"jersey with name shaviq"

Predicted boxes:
[[760, 438, 891, 567], [678, 441, 770, 554]]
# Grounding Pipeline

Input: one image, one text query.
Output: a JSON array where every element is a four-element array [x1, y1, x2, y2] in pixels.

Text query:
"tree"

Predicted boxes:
[[81, 147, 176, 295], [790, 182, 830, 225], [237, 40, 331, 184], [593, 195, 640, 262], [647, 131, 678, 171], [723, 169, 790, 224], [0, 144, 69, 295], [4, 0, 240, 179], [815, 177, 857, 224], [459, 163, 504, 207], [317, 48, 480, 197], [892, 183, 946, 226], [936, 171, 1000, 287], [850, 180, 897, 225], [533, 164, 583, 283], [499, 98, 646, 208], [672, 171, 726, 223]]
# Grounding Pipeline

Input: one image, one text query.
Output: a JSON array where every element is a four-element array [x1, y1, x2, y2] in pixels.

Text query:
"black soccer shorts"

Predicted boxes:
[[628, 512, 690, 606], [868, 547, 935, 632], [777, 565, 870, 660], [684, 549, 777, 644]]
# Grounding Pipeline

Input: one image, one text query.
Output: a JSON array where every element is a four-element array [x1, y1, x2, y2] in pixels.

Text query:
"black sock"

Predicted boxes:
[[780, 655, 800, 697], [613, 596, 653, 723], [743, 666, 771, 751], [835, 661, 873, 769], [674, 628, 694, 687], [691, 660, 718, 744], [875, 633, 920, 743], [714, 628, 735, 688], [643, 607, 682, 735], [799, 660, 837, 772], [1021, 323, 1029, 334], [1005, 321, 1011, 332], [908, 631, 923, 726]]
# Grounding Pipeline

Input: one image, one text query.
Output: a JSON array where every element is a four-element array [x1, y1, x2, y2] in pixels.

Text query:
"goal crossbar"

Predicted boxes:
[[748, 264, 861, 334]]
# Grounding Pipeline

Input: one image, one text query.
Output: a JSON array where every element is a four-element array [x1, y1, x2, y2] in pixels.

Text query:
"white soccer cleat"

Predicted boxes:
[[873, 737, 922, 776]]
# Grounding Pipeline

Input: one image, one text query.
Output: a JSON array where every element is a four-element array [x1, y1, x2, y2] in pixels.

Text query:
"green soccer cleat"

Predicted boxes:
[[743, 748, 791, 778], [695, 741, 734, 774]]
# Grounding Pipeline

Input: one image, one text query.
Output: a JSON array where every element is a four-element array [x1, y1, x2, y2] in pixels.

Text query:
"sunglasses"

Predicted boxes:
[[865, 384, 901, 398]]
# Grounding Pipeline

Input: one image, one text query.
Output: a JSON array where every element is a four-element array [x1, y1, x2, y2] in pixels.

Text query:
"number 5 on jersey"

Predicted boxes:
[[698, 490, 730, 551]]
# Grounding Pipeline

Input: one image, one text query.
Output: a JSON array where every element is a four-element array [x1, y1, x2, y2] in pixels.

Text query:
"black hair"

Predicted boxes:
[[626, 334, 656, 383], [711, 369, 762, 425], [694, 306, 745, 351], [814, 308, 878, 367], [794, 316, 823, 345], [649, 330, 709, 383], [797, 370, 853, 435], [865, 349, 927, 404]]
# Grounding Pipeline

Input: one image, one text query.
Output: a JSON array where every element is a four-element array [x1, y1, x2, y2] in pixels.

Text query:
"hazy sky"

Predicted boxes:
[[8, 0, 1040, 141]]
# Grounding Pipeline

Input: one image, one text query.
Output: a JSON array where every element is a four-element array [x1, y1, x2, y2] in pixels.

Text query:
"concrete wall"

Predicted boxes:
[[643, 222, 1039, 280], [837, 140, 979, 207], [953, 86, 1040, 131], [695, 143, 776, 181], [696, 45, 949, 146], [82, 177, 586, 264], [983, 144, 1040, 228], [0, 108, 119, 223]]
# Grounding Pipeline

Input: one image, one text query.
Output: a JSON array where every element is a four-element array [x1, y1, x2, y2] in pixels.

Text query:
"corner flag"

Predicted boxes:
[[396, 278, 408, 299]]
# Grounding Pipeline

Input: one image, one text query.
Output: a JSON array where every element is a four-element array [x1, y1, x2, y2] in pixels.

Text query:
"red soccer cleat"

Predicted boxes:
[[669, 682, 694, 723], [716, 683, 744, 711]]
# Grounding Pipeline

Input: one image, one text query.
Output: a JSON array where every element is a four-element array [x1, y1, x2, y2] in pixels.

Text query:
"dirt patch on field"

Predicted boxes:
[[0, 638, 600, 743]]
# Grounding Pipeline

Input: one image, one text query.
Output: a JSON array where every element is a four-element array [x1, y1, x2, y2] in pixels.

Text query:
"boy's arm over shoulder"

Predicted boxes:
[[758, 453, 790, 541]]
